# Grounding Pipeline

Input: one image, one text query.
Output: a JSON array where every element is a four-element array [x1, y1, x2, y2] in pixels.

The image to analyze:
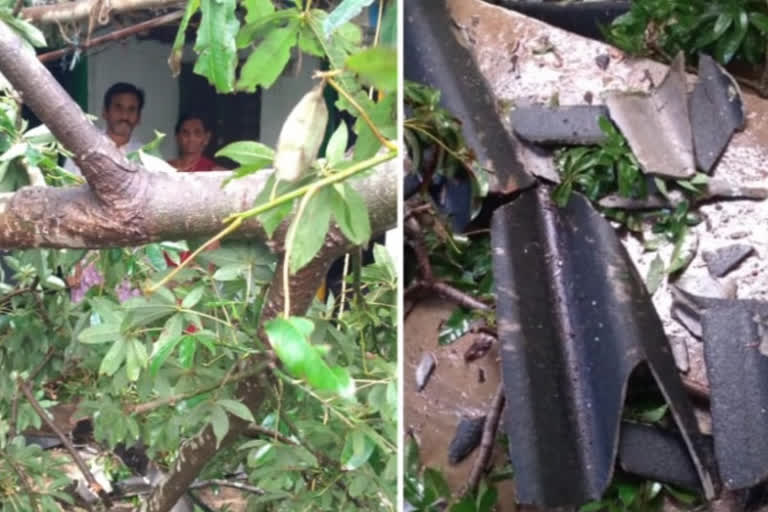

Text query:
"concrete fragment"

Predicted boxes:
[[690, 54, 745, 174], [511, 105, 609, 145], [703, 244, 755, 278], [604, 54, 696, 179]]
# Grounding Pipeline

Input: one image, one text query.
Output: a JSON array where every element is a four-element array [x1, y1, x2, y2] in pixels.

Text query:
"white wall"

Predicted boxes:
[[258, 56, 321, 148], [87, 39, 179, 159], [88, 42, 320, 155]]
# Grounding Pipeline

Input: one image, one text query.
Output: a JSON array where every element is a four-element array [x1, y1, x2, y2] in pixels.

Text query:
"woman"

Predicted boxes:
[[165, 113, 221, 268], [167, 113, 218, 172]]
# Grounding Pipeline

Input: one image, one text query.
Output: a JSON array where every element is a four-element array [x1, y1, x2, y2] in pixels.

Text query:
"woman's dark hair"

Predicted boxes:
[[175, 112, 211, 134], [104, 82, 145, 111]]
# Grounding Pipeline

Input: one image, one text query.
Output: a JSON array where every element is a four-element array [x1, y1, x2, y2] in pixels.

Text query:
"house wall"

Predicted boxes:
[[86, 40, 320, 158], [87, 38, 179, 158]]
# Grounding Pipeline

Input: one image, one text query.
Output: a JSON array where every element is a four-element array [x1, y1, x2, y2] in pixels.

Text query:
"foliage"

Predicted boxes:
[[404, 80, 490, 205], [605, 0, 768, 65], [580, 474, 700, 512], [404, 438, 501, 512], [0, 0, 397, 509], [552, 116, 645, 209], [551, 116, 707, 281]]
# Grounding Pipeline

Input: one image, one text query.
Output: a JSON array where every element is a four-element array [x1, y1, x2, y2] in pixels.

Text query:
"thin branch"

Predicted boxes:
[[189, 478, 265, 495], [243, 424, 297, 446], [0, 449, 40, 512], [17, 378, 113, 508], [126, 366, 267, 415], [21, 0, 183, 25], [461, 382, 506, 497], [405, 216, 433, 282], [11, 0, 22, 16], [410, 280, 492, 311], [325, 76, 397, 152], [38, 11, 185, 63]]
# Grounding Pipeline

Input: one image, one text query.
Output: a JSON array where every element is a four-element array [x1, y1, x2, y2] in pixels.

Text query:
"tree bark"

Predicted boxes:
[[0, 19, 396, 249], [21, 0, 184, 25]]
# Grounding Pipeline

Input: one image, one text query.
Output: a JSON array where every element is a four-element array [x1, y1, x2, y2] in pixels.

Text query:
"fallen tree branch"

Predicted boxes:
[[17, 378, 113, 509], [38, 10, 184, 63], [460, 382, 505, 498], [21, 0, 183, 25], [145, 231, 369, 512]]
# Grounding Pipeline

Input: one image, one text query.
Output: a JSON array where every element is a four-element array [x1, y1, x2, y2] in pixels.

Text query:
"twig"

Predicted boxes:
[[404, 216, 433, 282], [0, 449, 40, 511], [38, 11, 185, 63], [126, 366, 266, 415], [17, 378, 113, 509], [189, 478, 265, 495], [243, 424, 297, 446], [10, 347, 57, 439], [461, 382, 506, 497], [414, 280, 491, 311], [11, 0, 23, 16], [324, 77, 397, 152]]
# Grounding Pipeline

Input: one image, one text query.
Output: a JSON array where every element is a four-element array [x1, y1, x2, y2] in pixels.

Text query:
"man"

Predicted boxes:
[[63, 82, 146, 176]]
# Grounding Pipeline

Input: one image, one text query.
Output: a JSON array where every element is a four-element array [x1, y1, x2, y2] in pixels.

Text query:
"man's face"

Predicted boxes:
[[103, 92, 141, 141], [177, 119, 211, 156]]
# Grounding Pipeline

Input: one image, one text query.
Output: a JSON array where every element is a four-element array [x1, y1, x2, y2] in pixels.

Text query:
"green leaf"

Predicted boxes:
[[100, 339, 127, 376], [253, 174, 299, 238], [353, 94, 396, 160], [181, 286, 205, 309], [149, 314, 184, 376], [345, 47, 397, 92], [716, 11, 748, 64], [244, 0, 274, 23], [0, 13, 47, 47], [694, 12, 732, 49], [145, 244, 168, 271], [645, 254, 665, 295], [637, 403, 669, 423], [194, 0, 240, 92], [179, 336, 197, 368], [168, 0, 200, 76], [237, 21, 299, 92], [125, 339, 147, 382], [210, 404, 230, 448], [213, 263, 248, 281], [323, 0, 375, 36], [423, 467, 451, 500], [340, 430, 375, 470], [379, 3, 397, 48], [330, 183, 371, 244], [265, 317, 314, 376], [79, 323, 122, 344], [289, 187, 332, 273], [325, 122, 348, 165], [438, 308, 473, 345], [217, 399, 255, 422], [749, 12, 768, 34], [579, 502, 606, 512], [215, 141, 274, 167], [477, 484, 498, 511]]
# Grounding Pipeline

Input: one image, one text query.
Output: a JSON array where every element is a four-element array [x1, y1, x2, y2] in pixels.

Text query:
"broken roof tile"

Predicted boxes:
[[690, 54, 746, 174]]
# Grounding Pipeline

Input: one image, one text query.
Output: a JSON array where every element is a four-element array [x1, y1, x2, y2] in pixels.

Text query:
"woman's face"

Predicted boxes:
[[177, 118, 210, 156]]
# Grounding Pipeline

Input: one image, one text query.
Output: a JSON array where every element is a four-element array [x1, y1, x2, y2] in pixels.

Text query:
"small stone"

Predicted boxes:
[[595, 54, 610, 70], [703, 244, 755, 277]]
